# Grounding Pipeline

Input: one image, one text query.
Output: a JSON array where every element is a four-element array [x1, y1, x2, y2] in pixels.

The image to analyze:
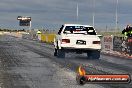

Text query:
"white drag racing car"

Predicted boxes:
[[54, 24, 101, 59]]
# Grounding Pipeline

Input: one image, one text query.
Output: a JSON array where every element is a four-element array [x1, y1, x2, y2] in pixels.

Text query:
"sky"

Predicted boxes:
[[0, 0, 132, 31]]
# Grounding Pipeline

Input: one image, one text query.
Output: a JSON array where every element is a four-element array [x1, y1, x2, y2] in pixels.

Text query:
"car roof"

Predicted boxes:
[[64, 24, 93, 27]]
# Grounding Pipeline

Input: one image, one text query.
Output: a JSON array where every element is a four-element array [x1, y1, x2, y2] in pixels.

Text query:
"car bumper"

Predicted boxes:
[[61, 47, 101, 53]]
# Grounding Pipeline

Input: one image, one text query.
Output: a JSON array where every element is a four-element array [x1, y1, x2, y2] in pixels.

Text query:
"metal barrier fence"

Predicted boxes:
[[102, 35, 132, 56], [113, 36, 132, 55], [127, 37, 132, 55]]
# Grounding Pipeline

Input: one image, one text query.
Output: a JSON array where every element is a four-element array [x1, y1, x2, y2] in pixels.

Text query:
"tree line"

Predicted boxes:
[[0, 29, 25, 32]]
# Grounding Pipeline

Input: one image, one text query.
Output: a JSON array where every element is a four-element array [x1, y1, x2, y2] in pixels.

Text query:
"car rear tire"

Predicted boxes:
[[87, 50, 100, 59], [54, 48, 57, 56], [57, 49, 65, 58]]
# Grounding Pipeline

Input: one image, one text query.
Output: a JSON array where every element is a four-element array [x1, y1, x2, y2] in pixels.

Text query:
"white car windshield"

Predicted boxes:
[[64, 26, 96, 35]]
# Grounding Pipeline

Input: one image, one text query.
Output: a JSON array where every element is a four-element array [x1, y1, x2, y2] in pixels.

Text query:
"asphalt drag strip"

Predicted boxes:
[[0, 35, 108, 88]]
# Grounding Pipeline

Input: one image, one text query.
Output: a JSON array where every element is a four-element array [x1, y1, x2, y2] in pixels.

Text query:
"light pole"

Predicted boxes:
[[93, 0, 95, 27], [115, 0, 119, 32], [77, 3, 79, 23]]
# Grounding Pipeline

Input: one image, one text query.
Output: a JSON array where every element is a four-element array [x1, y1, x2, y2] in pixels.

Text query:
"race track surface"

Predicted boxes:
[[0, 35, 132, 88]]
